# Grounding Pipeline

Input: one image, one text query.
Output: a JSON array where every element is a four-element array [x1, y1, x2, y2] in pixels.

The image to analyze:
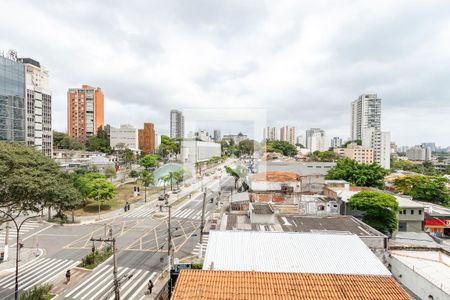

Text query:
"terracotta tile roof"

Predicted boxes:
[[172, 270, 410, 300], [251, 172, 300, 182]]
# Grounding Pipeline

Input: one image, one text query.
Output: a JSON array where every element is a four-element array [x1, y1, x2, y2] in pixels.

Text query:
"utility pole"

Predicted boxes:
[[200, 190, 206, 244], [90, 237, 119, 300], [167, 204, 172, 269]]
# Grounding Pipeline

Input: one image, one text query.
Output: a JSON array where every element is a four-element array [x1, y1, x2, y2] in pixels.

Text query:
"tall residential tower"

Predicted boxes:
[[170, 109, 184, 139], [67, 85, 104, 142]]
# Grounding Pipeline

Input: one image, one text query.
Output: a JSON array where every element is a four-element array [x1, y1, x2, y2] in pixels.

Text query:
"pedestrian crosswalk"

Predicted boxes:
[[0, 221, 42, 246], [172, 208, 210, 221], [192, 235, 209, 258], [123, 207, 158, 219], [64, 265, 157, 300], [0, 257, 78, 296]]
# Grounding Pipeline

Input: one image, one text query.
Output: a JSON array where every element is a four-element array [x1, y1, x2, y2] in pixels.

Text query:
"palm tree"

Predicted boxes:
[[167, 172, 176, 191], [173, 169, 185, 189], [159, 175, 170, 194], [140, 170, 154, 202]]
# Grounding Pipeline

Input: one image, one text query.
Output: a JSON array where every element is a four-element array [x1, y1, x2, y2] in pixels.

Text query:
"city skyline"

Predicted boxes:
[[1, 1, 450, 146]]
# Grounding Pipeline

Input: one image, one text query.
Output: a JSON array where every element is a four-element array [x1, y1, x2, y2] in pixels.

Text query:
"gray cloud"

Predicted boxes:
[[1, 0, 449, 146]]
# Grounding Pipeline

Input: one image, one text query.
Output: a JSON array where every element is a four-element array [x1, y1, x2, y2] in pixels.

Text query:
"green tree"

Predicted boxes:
[[159, 174, 171, 194], [342, 140, 362, 148], [86, 127, 111, 153], [239, 139, 259, 156], [140, 170, 154, 202], [173, 169, 185, 189], [86, 177, 116, 218], [348, 191, 400, 234], [394, 175, 449, 205], [266, 141, 297, 157], [104, 166, 117, 182], [53, 131, 85, 150], [159, 135, 180, 159], [308, 150, 339, 162], [326, 158, 388, 189], [225, 166, 249, 191], [138, 154, 160, 170]]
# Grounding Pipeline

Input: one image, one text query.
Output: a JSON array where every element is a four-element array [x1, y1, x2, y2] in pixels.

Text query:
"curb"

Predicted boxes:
[[0, 248, 44, 275]]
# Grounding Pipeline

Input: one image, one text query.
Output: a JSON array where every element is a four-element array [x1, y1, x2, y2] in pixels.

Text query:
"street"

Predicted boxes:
[[0, 166, 233, 300]]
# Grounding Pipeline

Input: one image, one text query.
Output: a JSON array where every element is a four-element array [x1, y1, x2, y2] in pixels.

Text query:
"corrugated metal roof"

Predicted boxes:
[[203, 231, 391, 276]]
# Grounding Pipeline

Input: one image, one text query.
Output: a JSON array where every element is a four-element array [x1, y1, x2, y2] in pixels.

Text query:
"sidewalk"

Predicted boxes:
[[0, 247, 43, 273]]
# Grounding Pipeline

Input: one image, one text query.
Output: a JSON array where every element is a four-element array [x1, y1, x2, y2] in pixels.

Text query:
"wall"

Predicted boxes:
[[389, 256, 449, 300]]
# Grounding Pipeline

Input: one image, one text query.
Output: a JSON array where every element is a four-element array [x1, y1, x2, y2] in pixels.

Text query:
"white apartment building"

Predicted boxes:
[[279, 126, 289, 141], [110, 124, 138, 150], [170, 109, 184, 139], [351, 93, 381, 141], [181, 140, 221, 163], [288, 127, 296, 145], [334, 143, 374, 164], [195, 129, 211, 142], [263, 127, 277, 141], [406, 145, 432, 161], [296, 135, 305, 146], [352, 93, 390, 169], [331, 137, 343, 148], [306, 128, 329, 152], [19, 58, 52, 157]]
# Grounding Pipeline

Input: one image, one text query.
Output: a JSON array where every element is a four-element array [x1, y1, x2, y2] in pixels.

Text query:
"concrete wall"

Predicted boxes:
[[389, 256, 449, 300]]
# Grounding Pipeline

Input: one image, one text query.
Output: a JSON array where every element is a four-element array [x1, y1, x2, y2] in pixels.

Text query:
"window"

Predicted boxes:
[[419, 210, 422, 215], [403, 209, 406, 214], [411, 210, 414, 215]]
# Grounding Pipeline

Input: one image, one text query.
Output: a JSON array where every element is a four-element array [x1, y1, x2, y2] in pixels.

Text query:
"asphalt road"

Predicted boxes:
[[0, 166, 234, 300]]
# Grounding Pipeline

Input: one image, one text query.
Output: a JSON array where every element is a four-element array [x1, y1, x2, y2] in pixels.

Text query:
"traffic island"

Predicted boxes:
[[78, 247, 112, 270]]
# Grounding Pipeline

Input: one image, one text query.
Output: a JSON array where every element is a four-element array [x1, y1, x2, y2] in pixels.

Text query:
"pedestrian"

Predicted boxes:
[[147, 279, 154, 294], [65, 269, 71, 284]]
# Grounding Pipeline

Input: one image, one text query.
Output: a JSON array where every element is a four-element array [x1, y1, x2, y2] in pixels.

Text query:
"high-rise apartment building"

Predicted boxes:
[[138, 122, 156, 154], [296, 135, 305, 147], [331, 137, 343, 149], [67, 85, 104, 142], [110, 124, 138, 150], [19, 58, 52, 157], [406, 145, 432, 161], [351, 94, 381, 141], [170, 109, 184, 139], [351, 93, 389, 169], [305, 128, 329, 152], [288, 127, 296, 145], [263, 127, 277, 141], [0, 53, 26, 143], [280, 126, 289, 142], [213, 129, 221, 142]]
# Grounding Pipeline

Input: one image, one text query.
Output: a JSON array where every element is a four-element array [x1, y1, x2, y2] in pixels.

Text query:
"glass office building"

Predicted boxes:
[[0, 56, 25, 142]]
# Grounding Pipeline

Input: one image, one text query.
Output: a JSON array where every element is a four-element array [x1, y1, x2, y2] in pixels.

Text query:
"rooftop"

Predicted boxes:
[[172, 270, 410, 300], [223, 214, 384, 237], [250, 172, 300, 182], [203, 231, 390, 275], [251, 203, 274, 215], [394, 195, 425, 208], [391, 249, 450, 294], [257, 161, 336, 176]]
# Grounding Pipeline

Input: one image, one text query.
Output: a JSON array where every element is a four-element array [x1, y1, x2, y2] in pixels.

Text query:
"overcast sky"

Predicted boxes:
[[1, 0, 449, 146]]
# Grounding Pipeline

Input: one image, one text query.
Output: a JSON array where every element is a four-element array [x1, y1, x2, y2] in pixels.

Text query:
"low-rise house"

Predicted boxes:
[[299, 194, 339, 216], [249, 203, 275, 224], [249, 172, 301, 204], [172, 270, 410, 300], [396, 196, 425, 232]]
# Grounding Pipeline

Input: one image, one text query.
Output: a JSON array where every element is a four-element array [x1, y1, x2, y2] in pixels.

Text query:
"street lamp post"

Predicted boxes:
[[0, 211, 38, 300]]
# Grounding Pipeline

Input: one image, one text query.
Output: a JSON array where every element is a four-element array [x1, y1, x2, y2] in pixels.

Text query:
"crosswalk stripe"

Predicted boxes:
[[65, 265, 110, 298], [0, 258, 56, 286], [122, 271, 155, 299], [83, 267, 129, 300], [21, 260, 75, 290], [107, 269, 144, 300]]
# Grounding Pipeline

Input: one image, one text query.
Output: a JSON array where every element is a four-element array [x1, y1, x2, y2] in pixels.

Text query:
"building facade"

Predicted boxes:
[[305, 128, 329, 152], [181, 140, 221, 163], [296, 135, 305, 146], [330, 137, 343, 149], [19, 58, 52, 157], [279, 126, 288, 142], [351, 93, 381, 141], [0, 54, 26, 143], [138, 122, 156, 154], [222, 132, 248, 145], [170, 109, 184, 139], [334, 143, 374, 164], [263, 127, 277, 141], [406, 145, 432, 161], [110, 124, 138, 150], [67, 85, 104, 142], [288, 127, 296, 145], [213, 129, 221, 142]]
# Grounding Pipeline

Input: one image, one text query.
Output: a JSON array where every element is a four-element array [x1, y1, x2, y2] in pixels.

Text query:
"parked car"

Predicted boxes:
[[172, 189, 181, 194]]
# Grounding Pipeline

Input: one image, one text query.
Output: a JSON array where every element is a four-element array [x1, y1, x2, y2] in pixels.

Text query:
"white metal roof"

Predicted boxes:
[[394, 195, 425, 208], [203, 231, 391, 276]]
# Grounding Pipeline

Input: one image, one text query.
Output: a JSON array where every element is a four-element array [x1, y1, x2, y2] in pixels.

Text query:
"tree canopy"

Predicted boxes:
[[86, 127, 111, 153], [0, 142, 81, 216], [342, 140, 362, 148], [308, 150, 339, 162], [159, 135, 180, 159], [266, 141, 297, 157], [238, 139, 259, 156], [53, 131, 85, 150], [326, 158, 388, 189], [349, 191, 399, 234], [138, 154, 160, 170], [394, 175, 449, 205], [391, 158, 441, 176]]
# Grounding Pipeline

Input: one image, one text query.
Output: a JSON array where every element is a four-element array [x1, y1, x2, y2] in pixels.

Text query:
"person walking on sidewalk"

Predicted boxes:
[[147, 279, 154, 294], [65, 269, 71, 284]]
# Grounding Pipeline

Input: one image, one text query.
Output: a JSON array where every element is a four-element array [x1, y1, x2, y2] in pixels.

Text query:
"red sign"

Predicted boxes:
[[425, 219, 450, 227]]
